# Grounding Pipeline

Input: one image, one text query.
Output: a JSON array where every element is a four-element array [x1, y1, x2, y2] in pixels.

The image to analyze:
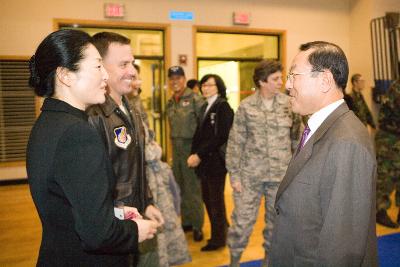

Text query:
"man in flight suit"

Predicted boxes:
[[166, 66, 205, 241]]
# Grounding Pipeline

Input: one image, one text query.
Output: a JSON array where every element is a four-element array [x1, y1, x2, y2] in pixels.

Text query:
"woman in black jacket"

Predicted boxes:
[[26, 29, 157, 267], [187, 74, 234, 251]]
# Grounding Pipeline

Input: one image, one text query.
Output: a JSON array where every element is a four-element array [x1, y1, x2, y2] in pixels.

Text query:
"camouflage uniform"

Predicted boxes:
[[166, 88, 205, 230], [145, 128, 192, 266], [226, 90, 301, 259], [351, 90, 376, 128], [130, 96, 191, 266], [376, 79, 400, 211]]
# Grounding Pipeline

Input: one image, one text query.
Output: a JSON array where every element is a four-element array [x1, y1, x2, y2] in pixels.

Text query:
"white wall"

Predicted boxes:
[[373, 0, 400, 17], [1, 0, 351, 78]]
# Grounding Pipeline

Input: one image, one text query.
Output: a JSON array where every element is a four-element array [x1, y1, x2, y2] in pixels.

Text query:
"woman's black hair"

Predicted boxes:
[[29, 29, 93, 97], [187, 79, 199, 89], [199, 74, 227, 99]]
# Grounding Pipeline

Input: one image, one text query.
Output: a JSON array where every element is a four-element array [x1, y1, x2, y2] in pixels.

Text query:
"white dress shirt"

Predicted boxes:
[[304, 99, 345, 145], [204, 94, 218, 115]]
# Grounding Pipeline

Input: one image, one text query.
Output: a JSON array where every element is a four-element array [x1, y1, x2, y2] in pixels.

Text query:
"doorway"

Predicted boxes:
[[195, 27, 285, 110]]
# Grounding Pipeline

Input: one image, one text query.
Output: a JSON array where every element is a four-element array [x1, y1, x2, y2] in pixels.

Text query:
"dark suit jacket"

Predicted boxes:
[[270, 103, 378, 267], [27, 98, 138, 267], [191, 97, 234, 177]]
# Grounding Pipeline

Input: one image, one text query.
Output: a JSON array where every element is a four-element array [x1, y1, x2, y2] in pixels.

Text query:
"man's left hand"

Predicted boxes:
[[145, 205, 165, 227], [187, 154, 201, 168]]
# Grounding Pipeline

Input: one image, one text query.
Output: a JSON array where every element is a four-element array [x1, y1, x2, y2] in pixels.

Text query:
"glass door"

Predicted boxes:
[[198, 60, 259, 111], [134, 58, 166, 153], [60, 25, 167, 154], [196, 31, 282, 110]]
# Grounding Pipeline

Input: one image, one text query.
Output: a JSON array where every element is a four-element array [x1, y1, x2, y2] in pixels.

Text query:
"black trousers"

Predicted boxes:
[[200, 174, 228, 245]]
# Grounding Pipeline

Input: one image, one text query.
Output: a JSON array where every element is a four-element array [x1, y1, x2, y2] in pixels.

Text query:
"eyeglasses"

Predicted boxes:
[[201, 83, 216, 88], [286, 70, 323, 82]]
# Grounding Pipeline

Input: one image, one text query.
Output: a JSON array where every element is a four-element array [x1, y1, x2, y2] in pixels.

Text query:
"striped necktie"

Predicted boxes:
[[297, 124, 311, 154]]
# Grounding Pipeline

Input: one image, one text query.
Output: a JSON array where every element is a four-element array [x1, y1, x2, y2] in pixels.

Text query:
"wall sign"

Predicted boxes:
[[169, 11, 194, 21]]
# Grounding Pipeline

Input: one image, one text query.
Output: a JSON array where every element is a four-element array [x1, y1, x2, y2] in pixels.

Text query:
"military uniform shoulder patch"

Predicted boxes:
[[113, 126, 132, 149], [182, 100, 190, 107]]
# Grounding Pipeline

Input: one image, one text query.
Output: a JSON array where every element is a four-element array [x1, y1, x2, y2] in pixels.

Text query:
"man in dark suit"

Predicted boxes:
[[269, 41, 378, 267]]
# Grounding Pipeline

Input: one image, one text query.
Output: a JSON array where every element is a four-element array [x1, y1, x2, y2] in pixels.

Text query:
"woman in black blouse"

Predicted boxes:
[[187, 74, 234, 251], [26, 29, 157, 266]]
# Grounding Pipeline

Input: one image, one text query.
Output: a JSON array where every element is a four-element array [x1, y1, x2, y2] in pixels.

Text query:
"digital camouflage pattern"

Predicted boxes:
[[145, 129, 191, 266], [226, 91, 301, 258], [351, 90, 376, 128], [376, 79, 400, 211], [226, 91, 301, 184], [132, 96, 191, 266]]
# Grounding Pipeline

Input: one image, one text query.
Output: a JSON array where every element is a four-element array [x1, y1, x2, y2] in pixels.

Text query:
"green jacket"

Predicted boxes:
[[378, 79, 400, 136], [166, 88, 205, 139], [351, 90, 376, 128]]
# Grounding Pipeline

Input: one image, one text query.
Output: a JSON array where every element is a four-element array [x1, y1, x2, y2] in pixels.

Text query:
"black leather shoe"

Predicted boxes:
[[193, 229, 203, 242], [201, 243, 225, 251], [182, 225, 193, 232], [377, 209, 399, 228]]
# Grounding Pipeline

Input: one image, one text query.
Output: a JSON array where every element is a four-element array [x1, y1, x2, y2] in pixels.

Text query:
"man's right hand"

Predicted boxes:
[[134, 218, 158, 242]]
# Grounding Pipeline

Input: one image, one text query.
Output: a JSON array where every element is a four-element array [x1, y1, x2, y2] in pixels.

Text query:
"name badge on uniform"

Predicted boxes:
[[182, 100, 190, 107], [210, 112, 216, 125], [114, 126, 132, 149]]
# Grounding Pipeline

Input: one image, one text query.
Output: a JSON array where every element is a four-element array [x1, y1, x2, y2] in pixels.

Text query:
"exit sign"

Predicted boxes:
[[233, 12, 251, 25], [104, 3, 124, 18]]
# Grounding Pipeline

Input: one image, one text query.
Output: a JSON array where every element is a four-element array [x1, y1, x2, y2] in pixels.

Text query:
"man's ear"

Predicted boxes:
[[56, 67, 74, 87], [320, 70, 334, 93]]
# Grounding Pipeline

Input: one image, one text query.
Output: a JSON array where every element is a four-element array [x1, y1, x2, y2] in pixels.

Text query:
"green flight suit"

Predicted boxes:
[[166, 88, 205, 230]]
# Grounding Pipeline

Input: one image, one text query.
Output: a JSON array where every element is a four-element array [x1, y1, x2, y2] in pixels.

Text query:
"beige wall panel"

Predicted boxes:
[[1, 0, 351, 76]]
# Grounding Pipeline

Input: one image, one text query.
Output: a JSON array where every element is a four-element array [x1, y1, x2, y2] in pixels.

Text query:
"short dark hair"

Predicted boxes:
[[29, 29, 92, 97], [351, 73, 362, 85], [200, 74, 227, 99], [253, 60, 283, 88], [187, 79, 199, 89], [300, 41, 349, 91], [92, 32, 131, 58]]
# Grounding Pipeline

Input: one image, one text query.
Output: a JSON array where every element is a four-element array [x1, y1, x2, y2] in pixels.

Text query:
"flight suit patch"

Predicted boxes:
[[182, 100, 190, 107], [113, 126, 132, 149]]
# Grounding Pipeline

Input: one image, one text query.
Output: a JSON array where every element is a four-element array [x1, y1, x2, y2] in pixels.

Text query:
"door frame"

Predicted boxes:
[[192, 25, 287, 79], [54, 18, 171, 79], [54, 19, 171, 158]]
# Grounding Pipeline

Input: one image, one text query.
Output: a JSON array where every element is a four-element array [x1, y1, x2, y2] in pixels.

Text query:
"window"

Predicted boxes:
[[0, 59, 36, 163]]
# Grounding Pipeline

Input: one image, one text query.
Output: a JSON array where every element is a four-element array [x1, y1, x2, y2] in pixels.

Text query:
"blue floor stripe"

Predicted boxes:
[[219, 233, 400, 267], [378, 233, 400, 267]]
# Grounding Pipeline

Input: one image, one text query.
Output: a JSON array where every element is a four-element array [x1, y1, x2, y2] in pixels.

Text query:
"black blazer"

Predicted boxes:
[[191, 97, 234, 177], [27, 98, 139, 267]]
